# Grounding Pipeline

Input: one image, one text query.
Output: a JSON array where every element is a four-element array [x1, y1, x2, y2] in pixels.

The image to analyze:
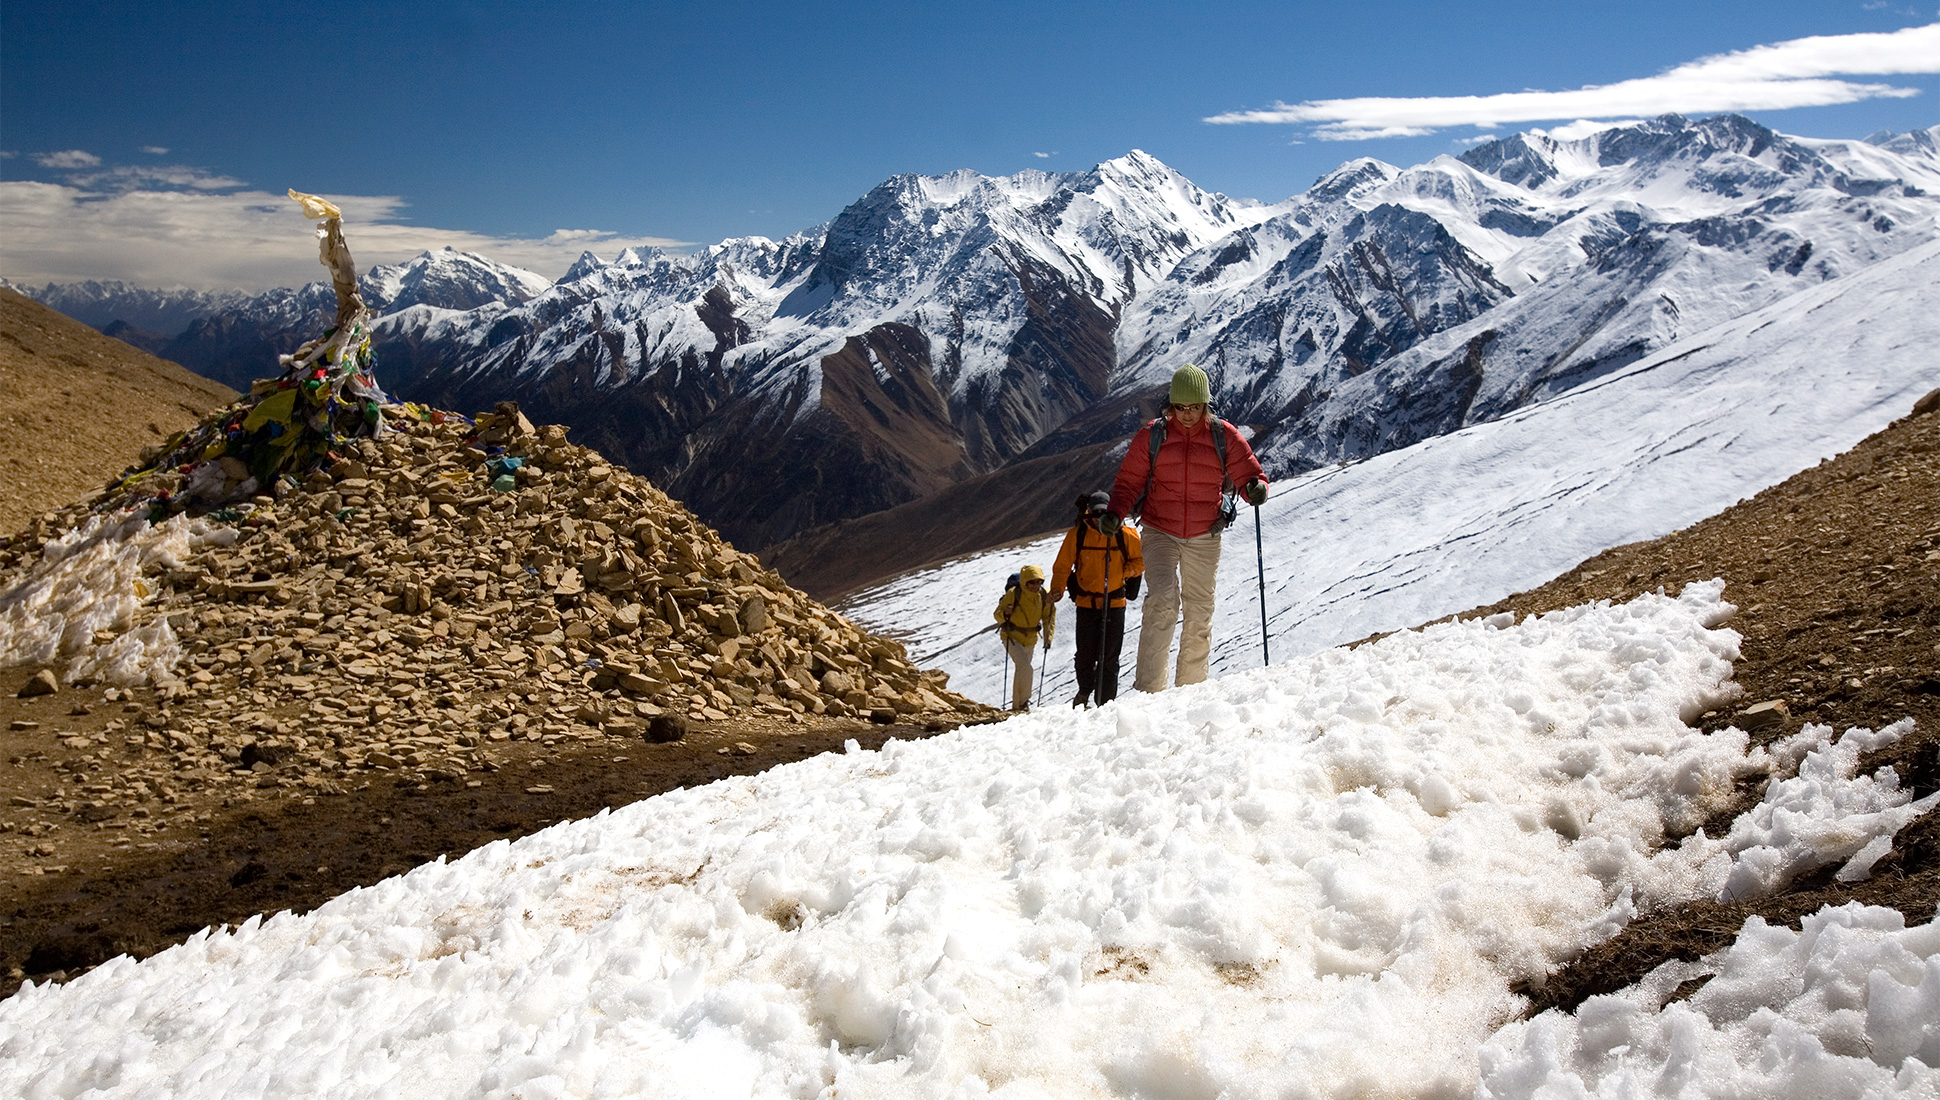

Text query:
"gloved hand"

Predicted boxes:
[[1098, 510, 1122, 535], [1124, 575, 1141, 601], [1243, 479, 1268, 507]]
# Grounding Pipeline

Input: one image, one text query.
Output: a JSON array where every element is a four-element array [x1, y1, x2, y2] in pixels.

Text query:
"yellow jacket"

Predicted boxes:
[[994, 582, 1055, 646]]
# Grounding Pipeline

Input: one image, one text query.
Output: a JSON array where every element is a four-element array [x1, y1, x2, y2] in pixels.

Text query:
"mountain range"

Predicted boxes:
[[14, 114, 1940, 584]]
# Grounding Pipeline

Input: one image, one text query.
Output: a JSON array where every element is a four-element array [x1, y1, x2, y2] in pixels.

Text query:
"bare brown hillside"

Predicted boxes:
[[0, 288, 236, 536]]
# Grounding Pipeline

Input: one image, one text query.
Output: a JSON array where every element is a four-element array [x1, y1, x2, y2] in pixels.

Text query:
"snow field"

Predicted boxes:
[[0, 581, 1862, 1099]]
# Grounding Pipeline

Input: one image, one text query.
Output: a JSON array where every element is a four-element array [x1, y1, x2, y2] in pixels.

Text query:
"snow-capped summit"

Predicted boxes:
[[1115, 113, 1940, 481], [394, 151, 1276, 551], [361, 248, 552, 315], [21, 117, 1940, 574]]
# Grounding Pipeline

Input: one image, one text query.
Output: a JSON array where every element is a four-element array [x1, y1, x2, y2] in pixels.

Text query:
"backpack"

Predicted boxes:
[[1066, 525, 1129, 601], [1000, 572, 1022, 624], [1132, 414, 1238, 534]]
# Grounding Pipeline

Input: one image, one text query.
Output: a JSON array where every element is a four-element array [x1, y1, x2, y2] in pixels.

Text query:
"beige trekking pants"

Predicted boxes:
[[1135, 526, 1221, 692], [1006, 638, 1037, 710]]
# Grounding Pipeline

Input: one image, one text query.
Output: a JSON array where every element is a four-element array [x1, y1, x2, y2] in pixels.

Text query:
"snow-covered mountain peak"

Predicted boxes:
[[360, 249, 552, 314], [1303, 157, 1402, 205], [558, 251, 609, 283], [1866, 124, 1940, 158]]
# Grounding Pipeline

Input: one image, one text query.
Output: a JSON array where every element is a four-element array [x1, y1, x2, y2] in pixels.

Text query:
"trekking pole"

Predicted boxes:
[[1001, 633, 1011, 711], [1036, 638, 1046, 710], [1254, 499, 1270, 667]]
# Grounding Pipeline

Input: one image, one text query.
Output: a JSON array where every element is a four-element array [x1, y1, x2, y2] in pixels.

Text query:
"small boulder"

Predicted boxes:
[[645, 714, 688, 743], [239, 742, 295, 768], [738, 595, 770, 634], [16, 669, 59, 698]]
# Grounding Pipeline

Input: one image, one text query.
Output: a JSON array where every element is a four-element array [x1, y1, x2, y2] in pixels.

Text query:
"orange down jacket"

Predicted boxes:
[[1050, 522, 1144, 609]]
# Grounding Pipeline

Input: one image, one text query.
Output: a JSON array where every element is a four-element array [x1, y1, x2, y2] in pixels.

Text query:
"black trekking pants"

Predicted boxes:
[[1072, 604, 1127, 704]]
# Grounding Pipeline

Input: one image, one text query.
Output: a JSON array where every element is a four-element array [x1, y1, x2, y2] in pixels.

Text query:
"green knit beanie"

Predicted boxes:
[[1170, 363, 1211, 405]]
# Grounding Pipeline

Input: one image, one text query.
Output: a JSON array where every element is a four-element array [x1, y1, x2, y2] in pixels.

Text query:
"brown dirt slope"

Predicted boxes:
[[1425, 388, 1940, 1013], [766, 439, 1125, 600], [0, 287, 236, 536]]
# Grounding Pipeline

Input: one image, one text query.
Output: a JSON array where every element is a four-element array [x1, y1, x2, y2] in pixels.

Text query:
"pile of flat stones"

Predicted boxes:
[[1, 403, 990, 819]]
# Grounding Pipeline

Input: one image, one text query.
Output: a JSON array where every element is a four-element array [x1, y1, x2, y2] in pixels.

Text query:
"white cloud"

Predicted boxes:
[[0, 170, 690, 290], [1207, 23, 1940, 140], [140, 146, 170, 156], [34, 149, 102, 169], [1532, 119, 1651, 141], [69, 164, 247, 192], [1034, 151, 1057, 158]]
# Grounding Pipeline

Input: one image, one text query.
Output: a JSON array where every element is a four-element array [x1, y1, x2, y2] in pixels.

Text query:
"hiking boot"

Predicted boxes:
[[1072, 691, 1090, 708]]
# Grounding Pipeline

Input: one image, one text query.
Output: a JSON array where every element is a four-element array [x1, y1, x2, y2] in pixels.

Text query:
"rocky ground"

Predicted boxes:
[[1, 385, 997, 995]]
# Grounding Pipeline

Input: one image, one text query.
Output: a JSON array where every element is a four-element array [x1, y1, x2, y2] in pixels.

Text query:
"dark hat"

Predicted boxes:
[[1077, 490, 1110, 514]]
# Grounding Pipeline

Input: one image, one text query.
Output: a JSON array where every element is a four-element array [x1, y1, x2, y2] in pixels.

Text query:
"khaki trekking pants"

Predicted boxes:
[[1006, 638, 1037, 710], [1136, 527, 1221, 692]]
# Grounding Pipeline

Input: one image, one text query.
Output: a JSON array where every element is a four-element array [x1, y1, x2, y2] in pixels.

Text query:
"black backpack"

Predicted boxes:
[[1132, 414, 1237, 534]]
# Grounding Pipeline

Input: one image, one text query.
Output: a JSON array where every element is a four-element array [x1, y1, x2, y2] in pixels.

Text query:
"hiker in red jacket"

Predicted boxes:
[[1103, 364, 1266, 692]]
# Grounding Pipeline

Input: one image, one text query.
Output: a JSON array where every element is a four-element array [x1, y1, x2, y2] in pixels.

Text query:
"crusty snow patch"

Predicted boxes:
[[1, 582, 1933, 1098], [0, 510, 230, 687]]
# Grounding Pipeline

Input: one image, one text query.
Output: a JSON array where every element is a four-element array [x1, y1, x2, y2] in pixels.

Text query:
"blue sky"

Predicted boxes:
[[4, 1, 1937, 289]]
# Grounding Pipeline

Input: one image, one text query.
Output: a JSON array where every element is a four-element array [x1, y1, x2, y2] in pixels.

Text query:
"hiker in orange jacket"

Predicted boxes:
[[1050, 491, 1144, 707], [1103, 364, 1266, 692]]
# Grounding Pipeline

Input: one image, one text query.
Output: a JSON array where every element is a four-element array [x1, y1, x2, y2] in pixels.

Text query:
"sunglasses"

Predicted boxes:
[[1169, 402, 1208, 412]]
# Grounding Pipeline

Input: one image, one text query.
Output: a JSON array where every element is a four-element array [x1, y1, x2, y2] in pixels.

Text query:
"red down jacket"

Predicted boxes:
[[1107, 414, 1266, 540]]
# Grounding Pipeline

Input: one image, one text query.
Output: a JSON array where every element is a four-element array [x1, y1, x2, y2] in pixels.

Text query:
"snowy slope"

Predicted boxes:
[[843, 238, 1940, 709], [3, 582, 1933, 1098], [1121, 116, 1940, 474]]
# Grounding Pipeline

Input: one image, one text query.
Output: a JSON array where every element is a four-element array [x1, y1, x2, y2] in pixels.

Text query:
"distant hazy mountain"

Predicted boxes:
[[10, 248, 551, 393]]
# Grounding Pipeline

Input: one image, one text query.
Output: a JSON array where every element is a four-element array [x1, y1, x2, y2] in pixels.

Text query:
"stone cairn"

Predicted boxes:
[[0, 401, 991, 818]]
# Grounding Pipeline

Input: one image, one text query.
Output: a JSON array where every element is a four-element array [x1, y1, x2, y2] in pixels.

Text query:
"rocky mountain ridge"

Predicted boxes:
[[19, 119, 1940, 574]]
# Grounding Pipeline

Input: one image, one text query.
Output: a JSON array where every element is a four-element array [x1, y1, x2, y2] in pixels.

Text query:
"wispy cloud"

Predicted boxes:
[[1207, 23, 1940, 140], [1, 162, 689, 290], [34, 149, 102, 169], [140, 145, 171, 156]]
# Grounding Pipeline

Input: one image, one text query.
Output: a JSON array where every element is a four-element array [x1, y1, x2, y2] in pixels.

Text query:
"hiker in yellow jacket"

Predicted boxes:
[[993, 563, 1055, 711], [1051, 491, 1144, 706]]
